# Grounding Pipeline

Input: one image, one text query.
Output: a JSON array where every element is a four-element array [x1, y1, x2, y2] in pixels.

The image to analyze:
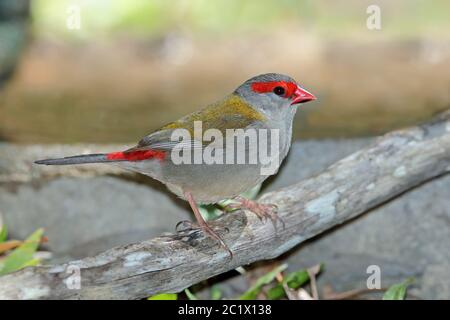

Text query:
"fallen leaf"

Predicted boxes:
[[0, 240, 23, 254], [307, 264, 321, 300], [297, 288, 314, 300]]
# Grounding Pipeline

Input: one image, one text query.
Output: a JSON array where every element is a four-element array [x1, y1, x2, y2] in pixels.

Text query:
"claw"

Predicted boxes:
[[201, 225, 233, 259], [183, 191, 233, 259], [175, 219, 233, 259], [232, 196, 285, 231], [175, 220, 195, 232]]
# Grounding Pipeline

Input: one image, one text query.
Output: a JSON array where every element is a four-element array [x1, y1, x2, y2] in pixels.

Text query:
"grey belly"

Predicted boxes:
[[161, 162, 268, 203], [117, 132, 290, 203]]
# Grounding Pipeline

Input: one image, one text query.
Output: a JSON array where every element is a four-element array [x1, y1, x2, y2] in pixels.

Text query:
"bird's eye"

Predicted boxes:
[[273, 86, 285, 96]]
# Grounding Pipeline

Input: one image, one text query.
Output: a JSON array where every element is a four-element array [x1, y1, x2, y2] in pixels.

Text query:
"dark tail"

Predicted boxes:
[[35, 153, 111, 165], [35, 149, 166, 165]]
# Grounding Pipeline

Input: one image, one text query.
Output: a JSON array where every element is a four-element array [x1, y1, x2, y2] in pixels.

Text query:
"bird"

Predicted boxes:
[[35, 73, 316, 257]]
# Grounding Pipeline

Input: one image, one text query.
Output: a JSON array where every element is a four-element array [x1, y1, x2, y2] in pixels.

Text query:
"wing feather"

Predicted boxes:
[[126, 94, 267, 153]]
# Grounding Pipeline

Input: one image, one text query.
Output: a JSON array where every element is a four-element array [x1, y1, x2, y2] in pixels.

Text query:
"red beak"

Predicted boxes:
[[291, 85, 316, 105]]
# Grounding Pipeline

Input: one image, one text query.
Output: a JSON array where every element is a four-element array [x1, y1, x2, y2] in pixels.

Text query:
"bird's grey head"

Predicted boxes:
[[234, 73, 316, 121]]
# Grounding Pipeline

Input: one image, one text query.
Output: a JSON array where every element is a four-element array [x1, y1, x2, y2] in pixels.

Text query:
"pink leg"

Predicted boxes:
[[227, 196, 285, 229], [184, 191, 233, 258]]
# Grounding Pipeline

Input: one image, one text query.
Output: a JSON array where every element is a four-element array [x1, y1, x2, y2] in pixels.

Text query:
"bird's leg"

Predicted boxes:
[[226, 196, 285, 230], [182, 191, 233, 258]]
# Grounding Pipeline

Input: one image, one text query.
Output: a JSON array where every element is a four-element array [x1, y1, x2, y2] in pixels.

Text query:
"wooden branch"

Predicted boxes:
[[1, 110, 449, 300]]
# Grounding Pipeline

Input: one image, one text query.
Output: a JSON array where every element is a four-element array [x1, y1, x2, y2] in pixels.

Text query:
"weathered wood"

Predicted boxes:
[[0, 110, 449, 300]]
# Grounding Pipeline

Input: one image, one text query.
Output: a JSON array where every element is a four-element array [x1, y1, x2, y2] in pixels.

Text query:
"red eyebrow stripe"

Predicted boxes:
[[251, 81, 297, 98], [106, 149, 166, 161]]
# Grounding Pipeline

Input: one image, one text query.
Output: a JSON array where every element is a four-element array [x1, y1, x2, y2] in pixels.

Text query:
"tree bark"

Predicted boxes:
[[0, 110, 449, 300]]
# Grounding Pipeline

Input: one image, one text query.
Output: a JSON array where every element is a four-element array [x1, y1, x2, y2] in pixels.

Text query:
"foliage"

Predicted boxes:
[[32, 0, 450, 40], [149, 263, 420, 300], [148, 293, 178, 300], [184, 288, 198, 300], [239, 264, 287, 300], [267, 264, 324, 300], [211, 285, 222, 300], [0, 228, 45, 276], [382, 278, 415, 300], [0, 224, 7, 243]]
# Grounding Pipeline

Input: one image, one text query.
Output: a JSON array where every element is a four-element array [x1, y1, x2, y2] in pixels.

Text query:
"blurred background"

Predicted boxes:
[[1, 0, 449, 143], [1, 0, 450, 299]]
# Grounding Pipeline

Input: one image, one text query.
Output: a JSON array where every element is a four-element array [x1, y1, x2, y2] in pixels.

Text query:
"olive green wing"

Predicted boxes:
[[126, 94, 267, 153]]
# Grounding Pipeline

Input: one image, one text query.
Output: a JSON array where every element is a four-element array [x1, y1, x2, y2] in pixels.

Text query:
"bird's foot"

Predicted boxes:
[[176, 220, 199, 233], [226, 196, 285, 230], [175, 220, 233, 258]]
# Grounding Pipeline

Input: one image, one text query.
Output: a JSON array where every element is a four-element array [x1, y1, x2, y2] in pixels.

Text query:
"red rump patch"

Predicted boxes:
[[251, 81, 297, 98], [106, 149, 166, 161]]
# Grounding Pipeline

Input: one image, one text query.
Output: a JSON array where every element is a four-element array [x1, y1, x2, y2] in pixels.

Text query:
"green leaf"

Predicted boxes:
[[148, 293, 178, 300], [0, 228, 44, 276], [383, 278, 415, 300], [267, 269, 309, 299], [267, 264, 324, 300], [240, 184, 262, 200], [0, 224, 7, 243], [198, 204, 222, 221], [21, 258, 41, 268], [211, 285, 222, 300], [239, 264, 287, 300], [184, 288, 198, 300]]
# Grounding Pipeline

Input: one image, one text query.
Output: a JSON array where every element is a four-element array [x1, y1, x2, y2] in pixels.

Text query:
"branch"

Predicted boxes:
[[1, 110, 449, 300]]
